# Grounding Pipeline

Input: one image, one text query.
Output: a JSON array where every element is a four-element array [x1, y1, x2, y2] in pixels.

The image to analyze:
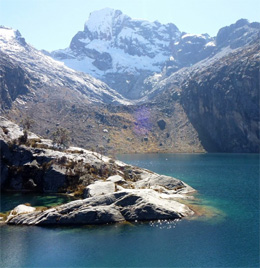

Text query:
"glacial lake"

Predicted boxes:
[[1, 153, 259, 267]]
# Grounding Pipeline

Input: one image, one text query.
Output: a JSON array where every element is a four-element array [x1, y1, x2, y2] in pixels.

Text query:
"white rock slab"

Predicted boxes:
[[84, 181, 116, 198]]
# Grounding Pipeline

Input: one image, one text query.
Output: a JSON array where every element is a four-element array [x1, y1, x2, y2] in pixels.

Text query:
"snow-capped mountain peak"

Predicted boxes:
[[84, 8, 128, 40], [52, 8, 183, 98], [0, 26, 26, 49], [52, 9, 259, 100]]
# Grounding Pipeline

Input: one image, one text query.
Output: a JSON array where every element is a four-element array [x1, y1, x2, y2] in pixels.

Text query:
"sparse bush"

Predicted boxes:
[[66, 149, 84, 154], [18, 130, 28, 144], [0, 212, 9, 221], [57, 156, 67, 165], [35, 144, 49, 149], [25, 138, 41, 147], [65, 160, 77, 170], [27, 139, 36, 147], [51, 127, 71, 149], [73, 184, 86, 197], [35, 206, 48, 212]]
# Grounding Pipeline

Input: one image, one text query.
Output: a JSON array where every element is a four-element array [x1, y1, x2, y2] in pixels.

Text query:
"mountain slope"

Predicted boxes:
[[0, 26, 204, 154], [0, 26, 130, 110], [1, 16, 259, 154]]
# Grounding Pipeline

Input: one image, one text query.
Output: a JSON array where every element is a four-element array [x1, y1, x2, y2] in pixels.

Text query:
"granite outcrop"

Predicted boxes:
[[1, 117, 195, 225]]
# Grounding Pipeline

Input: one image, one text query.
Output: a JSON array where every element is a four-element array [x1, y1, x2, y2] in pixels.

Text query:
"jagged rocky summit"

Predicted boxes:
[[52, 8, 215, 99], [1, 117, 195, 225]]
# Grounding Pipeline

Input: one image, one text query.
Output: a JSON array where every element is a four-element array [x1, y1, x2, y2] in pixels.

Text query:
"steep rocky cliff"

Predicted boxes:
[[152, 41, 260, 152], [0, 52, 30, 110], [180, 43, 260, 152]]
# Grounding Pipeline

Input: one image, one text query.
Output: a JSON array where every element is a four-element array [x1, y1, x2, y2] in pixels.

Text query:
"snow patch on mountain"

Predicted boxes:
[[181, 33, 206, 39], [205, 41, 216, 47], [0, 27, 16, 41], [62, 43, 168, 79], [0, 27, 26, 53]]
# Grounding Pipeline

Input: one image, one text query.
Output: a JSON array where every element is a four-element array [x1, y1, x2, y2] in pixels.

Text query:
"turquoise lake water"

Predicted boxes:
[[1, 153, 259, 267]]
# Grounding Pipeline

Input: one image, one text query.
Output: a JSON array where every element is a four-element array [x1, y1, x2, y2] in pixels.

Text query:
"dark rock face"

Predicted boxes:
[[172, 33, 215, 67], [0, 141, 60, 192], [0, 52, 30, 110], [180, 43, 260, 152], [0, 140, 10, 186], [43, 165, 67, 192], [92, 52, 112, 70], [0, 119, 68, 192]]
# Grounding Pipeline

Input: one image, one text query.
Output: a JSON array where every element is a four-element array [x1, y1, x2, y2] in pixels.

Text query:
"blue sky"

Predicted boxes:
[[0, 0, 259, 51]]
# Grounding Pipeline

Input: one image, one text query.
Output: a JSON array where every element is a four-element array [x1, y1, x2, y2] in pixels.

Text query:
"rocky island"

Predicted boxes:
[[1, 117, 195, 225]]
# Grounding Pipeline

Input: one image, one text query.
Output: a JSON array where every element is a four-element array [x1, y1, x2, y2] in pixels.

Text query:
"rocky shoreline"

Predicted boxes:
[[5, 189, 195, 225], [1, 117, 196, 225]]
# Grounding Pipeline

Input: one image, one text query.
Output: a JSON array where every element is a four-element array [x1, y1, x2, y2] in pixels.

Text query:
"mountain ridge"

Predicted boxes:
[[51, 8, 259, 100], [0, 13, 259, 153]]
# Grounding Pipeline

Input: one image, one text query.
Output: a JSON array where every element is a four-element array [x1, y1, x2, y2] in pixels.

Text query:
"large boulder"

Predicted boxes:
[[6, 204, 36, 222], [135, 173, 194, 194]]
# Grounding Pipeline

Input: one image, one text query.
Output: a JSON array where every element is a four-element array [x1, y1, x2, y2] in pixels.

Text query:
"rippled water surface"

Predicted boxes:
[[1, 153, 259, 267]]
